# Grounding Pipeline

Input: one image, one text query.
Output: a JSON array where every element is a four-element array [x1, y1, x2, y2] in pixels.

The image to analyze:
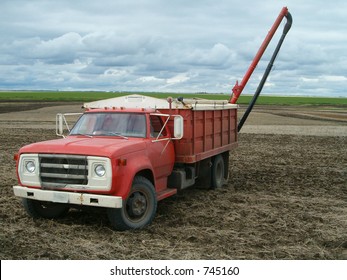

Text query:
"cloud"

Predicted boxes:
[[35, 33, 84, 63], [185, 43, 236, 68], [322, 75, 347, 82], [103, 69, 130, 77], [0, 0, 346, 97], [300, 77, 319, 83], [166, 73, 190, 85]]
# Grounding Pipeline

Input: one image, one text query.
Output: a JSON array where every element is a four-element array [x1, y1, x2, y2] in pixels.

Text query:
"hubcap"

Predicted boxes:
[[127, 192, 147, 218]]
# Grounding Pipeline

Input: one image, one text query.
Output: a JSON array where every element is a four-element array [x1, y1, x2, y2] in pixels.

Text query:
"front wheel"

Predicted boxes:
[[107, 176, 157, 231], [22, 198, 69, 219]]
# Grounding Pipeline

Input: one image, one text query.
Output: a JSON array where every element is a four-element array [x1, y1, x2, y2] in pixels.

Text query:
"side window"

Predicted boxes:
[[150, 115, 167, 138]]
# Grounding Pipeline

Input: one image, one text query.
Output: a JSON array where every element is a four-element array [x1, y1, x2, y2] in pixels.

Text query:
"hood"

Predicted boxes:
[[19, 136, 146, 158]]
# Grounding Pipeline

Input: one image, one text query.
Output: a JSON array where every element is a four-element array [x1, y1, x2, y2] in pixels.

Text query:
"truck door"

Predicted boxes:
[[147, 115, 175, 184]]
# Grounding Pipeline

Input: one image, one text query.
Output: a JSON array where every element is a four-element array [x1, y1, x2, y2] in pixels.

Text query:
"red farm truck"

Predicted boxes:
[[13, 7, 292, 230]]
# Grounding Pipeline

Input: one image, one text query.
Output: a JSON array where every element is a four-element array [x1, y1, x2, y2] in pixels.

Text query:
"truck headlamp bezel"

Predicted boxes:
[[18, 154, 40, 187]]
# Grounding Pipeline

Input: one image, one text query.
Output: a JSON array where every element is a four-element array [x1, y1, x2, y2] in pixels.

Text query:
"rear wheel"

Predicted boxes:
[[107, 176, 157, 231], [22, 198, 69, 219], [211, 154, 225, 189]]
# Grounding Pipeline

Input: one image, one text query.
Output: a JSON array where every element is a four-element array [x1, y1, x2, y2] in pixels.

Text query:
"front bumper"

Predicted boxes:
[[13, 186, 122, 208]]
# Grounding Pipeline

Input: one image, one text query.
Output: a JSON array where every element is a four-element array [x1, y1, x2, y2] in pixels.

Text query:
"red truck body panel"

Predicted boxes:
[[161, 107, 238, 163]]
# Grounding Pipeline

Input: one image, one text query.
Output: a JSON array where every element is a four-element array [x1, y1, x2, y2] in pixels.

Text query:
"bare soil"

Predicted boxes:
[[0, 102, 346, 260]]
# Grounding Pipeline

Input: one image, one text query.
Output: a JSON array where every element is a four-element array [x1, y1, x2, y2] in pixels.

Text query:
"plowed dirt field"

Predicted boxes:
[[0, 102, 346, 260]]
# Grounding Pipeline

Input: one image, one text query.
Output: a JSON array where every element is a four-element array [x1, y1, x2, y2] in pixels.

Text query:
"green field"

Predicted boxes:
[[0, 91, 347, 106]]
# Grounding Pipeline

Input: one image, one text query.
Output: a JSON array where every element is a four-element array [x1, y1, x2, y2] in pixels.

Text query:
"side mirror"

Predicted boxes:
[[56, 113, 64, 137], [56, 112, 83, 138], [173, 115, 184, 139]]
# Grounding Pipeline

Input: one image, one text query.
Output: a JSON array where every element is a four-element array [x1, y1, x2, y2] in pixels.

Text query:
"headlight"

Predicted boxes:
[[94, 164, 106, 177], [25, 160, 36, 173]]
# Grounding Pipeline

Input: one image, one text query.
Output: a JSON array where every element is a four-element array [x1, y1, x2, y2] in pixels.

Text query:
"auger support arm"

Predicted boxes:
[[229, 7, 292, 105]]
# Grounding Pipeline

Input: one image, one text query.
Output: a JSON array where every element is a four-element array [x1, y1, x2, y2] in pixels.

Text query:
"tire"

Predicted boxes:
[[107, 176, 157, 231], [211, 154, 225, 189], [22, 198, 69, 219]]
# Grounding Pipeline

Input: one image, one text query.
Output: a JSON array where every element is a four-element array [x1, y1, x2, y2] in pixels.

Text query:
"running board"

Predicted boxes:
[[156, 188, 177, 201]]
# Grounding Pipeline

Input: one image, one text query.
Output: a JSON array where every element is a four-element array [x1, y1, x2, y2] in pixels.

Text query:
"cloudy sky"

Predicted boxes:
[[1, 0, 346, 97]]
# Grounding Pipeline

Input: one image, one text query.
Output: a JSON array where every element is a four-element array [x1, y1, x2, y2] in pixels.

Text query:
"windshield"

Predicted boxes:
[[70, 112, 147, 138]]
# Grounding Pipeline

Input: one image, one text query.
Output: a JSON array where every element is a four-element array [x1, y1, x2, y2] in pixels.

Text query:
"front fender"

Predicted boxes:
[[111, 154, 154, 199]]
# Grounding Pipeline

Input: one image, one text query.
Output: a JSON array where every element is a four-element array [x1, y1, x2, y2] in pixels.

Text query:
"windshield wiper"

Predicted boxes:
[[104, 132, 129, 139], [72, 133, 93, 138]]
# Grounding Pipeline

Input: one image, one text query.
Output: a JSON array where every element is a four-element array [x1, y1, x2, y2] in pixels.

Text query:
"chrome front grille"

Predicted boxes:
[[39, 154, 88, 187]]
